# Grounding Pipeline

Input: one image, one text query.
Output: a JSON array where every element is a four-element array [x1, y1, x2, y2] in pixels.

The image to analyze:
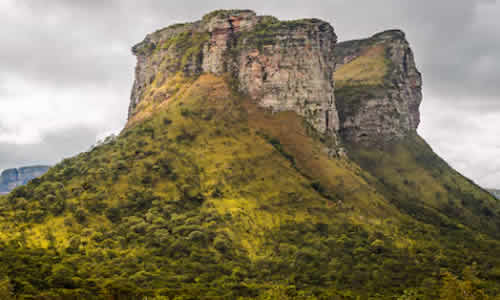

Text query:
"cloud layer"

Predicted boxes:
[[0, 0, 498, 187]]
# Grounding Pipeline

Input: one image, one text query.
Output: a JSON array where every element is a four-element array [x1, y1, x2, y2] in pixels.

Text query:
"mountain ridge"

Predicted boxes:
[[0, 9, 499, 299], [128, 10, 339, 138]]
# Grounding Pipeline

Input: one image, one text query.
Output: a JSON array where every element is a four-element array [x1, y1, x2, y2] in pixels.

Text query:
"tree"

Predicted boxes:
[[0, 277, 13, 300], [439, 271, 488, 300]]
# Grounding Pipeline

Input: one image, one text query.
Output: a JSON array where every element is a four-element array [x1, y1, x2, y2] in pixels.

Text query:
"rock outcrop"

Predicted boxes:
[[0, 165, 50, 194], [129, 10, 339, 135], [128, 11, 422, 147], [334, 30, 422, 144]]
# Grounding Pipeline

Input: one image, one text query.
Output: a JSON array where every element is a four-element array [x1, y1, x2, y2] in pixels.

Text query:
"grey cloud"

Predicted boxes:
[[0, 126, 99, 171], [0, 5, 133, 88], [400, 1, 500, 109], [8, 0, 498, 103]]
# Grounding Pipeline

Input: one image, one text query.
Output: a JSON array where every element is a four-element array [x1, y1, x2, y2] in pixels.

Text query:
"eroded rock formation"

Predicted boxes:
[[334, 30, 422, 144], [129, 10, 339, 135], [128, 10, 423, 147]]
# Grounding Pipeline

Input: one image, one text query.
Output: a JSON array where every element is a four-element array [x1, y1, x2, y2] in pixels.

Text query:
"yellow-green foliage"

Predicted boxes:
[[1, 73, 500, 299], [347, 134, 500, 234], [335, 44, 389, 89], [127, 74, 398, 258], [439, 271, 489, 300], [128, 73, 193, 126], [157, 31, 209, 67], [0, 277, 13, 300]]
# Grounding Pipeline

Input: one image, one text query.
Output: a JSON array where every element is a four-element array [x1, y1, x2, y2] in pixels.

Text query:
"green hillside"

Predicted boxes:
[[0, 72, 499, 299], [1, 9, 500, 300]]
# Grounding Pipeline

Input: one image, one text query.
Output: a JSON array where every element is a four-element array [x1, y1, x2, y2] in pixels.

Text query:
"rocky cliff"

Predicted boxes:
[[334, 30, 422, 144], [3, 10, 500, 299], [129, 10, 339, 135], [0, 165, 49, 194], [128, 11, 422, 147]]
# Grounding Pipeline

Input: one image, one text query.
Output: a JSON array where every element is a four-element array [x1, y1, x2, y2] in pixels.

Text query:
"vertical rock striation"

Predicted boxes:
[[334, 30, 422, 144], [128, 11, 423, 148], [128, 10, 339, 135], [234, 18, 338, 133]]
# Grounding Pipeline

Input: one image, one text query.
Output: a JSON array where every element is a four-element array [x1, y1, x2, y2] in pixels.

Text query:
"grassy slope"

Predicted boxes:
[[335, 41, 500, 237], [334, 43, 391, 124], [0, 71, 500, 298], [347, 135, 500, 235], [0, 74, 405, 297], [335, 44, 388, 89], [335, 41, 500, 297]]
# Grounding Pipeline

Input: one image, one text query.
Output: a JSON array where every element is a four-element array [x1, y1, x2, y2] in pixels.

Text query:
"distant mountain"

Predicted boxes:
[[488, 189, 500, 199], [1, 9, 500, 299], [0, 165, 50, 194]]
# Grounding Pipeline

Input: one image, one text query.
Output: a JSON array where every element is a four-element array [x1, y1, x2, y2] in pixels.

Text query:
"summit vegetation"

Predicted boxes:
[[0, 9, 499, 300]]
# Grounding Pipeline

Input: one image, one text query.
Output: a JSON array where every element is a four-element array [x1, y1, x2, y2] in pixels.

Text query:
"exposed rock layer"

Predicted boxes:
[[129, 11, 423, 146], [334, 30, 422, 144], [0, 165, 49, 194], [129, 10, 339, 134]]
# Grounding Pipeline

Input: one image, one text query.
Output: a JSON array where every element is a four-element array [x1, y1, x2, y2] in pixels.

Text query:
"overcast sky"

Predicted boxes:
[[0, 0, 499, 188]]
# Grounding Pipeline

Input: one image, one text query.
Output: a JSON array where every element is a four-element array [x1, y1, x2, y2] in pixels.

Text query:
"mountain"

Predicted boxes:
[[1, 10, 499, 299], [335, 30, 422, 143], [488, 189, 500, 199], [0, 165, 50, 194]]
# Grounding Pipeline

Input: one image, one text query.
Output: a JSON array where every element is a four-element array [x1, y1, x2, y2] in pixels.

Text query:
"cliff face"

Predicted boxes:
[[4, 10, 500, 299], [129, 10, 339, 135], [129, 12, 422, 146], [334, 30, 422, 144], [0, 165, 49, 194]]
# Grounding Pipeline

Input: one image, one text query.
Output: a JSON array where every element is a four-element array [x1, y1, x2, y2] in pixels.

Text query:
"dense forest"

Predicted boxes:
[[0, 74, 498, 299], [1, 9, 500, 299]]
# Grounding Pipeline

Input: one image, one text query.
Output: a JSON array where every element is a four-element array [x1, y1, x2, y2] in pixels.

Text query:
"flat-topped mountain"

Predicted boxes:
[[335, 30, 422, 144], [0, 165, 49, 194], [129, 10, 339, 137], [129, 11, 424, 150], [0, 10, 499, 299]]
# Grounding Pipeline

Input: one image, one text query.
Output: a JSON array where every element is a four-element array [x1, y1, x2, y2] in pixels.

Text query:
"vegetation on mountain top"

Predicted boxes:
[[335, 45, 389, 90], [1, 10, 499, 298]]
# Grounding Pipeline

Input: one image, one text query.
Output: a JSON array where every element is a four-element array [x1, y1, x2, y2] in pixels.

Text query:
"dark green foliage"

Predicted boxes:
[[105, 207, 121, 223], [1, 77, 500, 299]]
